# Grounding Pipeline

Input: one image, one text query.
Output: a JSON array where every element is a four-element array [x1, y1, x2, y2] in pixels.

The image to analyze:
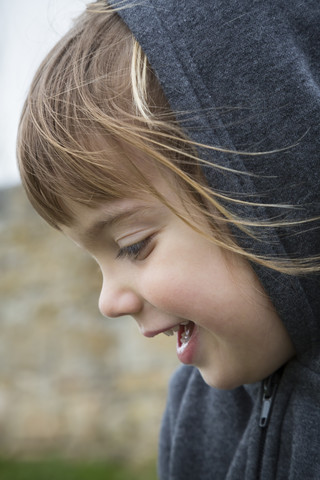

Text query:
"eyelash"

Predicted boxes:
[[116, 236, 153, 261]]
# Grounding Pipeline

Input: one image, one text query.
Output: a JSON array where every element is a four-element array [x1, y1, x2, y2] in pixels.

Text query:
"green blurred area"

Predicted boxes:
[[0, 458, 158, 480]]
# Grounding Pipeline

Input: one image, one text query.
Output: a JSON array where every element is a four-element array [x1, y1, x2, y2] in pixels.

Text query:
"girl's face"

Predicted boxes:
[[63, 173, 295, 389]]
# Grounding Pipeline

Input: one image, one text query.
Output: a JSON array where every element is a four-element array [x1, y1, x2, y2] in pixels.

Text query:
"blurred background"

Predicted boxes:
[[0, 1, 178, 478]]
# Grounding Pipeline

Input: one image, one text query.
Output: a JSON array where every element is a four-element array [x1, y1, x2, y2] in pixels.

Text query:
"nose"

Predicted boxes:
[[98, 276, 143, 318]]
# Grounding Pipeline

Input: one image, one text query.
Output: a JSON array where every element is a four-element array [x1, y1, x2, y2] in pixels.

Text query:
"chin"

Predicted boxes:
[[198, 367, 252, 391]]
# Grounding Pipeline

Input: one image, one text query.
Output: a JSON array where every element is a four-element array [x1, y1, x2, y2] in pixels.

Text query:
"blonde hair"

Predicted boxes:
[[17, 1, 320, 274]]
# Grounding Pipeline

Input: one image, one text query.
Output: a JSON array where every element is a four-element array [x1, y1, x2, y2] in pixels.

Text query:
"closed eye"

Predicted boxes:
[[116, 235, 154, 261]]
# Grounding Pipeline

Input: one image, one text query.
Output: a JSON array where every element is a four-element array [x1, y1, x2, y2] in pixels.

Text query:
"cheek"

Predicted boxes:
[[139, 236, 240, 321], [140, 262, 198, 314], [140, 259, 227, 327]]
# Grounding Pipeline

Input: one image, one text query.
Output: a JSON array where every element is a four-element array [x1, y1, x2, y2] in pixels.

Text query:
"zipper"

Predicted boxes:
[[259, 372, 279, 428], [256, 369, 282, 478]]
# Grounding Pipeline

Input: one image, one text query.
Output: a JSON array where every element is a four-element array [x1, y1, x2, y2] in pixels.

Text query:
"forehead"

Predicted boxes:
[[62, 166, 182, 244], [63, 197, 156, 243], [61, 164, 202, 248]]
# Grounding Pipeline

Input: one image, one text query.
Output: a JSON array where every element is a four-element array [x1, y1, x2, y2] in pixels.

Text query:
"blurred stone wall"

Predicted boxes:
[[0, 185, 178, 464]]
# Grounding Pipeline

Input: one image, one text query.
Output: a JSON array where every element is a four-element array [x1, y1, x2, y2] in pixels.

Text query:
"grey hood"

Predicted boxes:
[[112, 0, 320, 361], [111, 2, 320, 479]]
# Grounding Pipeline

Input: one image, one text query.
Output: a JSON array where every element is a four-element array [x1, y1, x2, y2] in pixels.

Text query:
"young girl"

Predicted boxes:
[[17, 1, 320, 478]]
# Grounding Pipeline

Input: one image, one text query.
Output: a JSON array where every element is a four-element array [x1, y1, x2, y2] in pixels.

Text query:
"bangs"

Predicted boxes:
[[17, 2, 194, 230], [16, 5, 147, 228], [18, 121, 153, 229]]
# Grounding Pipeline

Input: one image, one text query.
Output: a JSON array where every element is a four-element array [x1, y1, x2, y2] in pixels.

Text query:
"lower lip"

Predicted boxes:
[[176, 323, 199, 365]]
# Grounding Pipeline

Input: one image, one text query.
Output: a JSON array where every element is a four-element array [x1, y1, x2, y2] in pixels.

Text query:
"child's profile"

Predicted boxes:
[[17, 1, 320, 478]]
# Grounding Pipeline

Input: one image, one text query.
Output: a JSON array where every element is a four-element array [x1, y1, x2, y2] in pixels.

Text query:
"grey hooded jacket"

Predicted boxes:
[[112, 1, 320, 478]]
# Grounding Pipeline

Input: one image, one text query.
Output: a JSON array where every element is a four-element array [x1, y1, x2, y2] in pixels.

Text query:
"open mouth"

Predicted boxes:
[[163, 320, 195, 347], [178, 321, 195, 348], [163, 320, 197, 365]]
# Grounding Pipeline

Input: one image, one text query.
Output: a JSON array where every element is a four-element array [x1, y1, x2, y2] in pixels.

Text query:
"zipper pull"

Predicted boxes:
[[259, 371, 280, 428]]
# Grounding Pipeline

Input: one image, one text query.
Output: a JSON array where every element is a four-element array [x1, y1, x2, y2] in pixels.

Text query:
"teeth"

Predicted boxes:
[[163, 321, 190, 338], [163, 326, 178, 336], [180, 323, 192, 345], [163, 329, 174, 336]]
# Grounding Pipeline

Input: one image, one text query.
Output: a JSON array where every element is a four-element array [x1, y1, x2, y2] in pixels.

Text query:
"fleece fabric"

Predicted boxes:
[[111, 1, 320, 478]]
